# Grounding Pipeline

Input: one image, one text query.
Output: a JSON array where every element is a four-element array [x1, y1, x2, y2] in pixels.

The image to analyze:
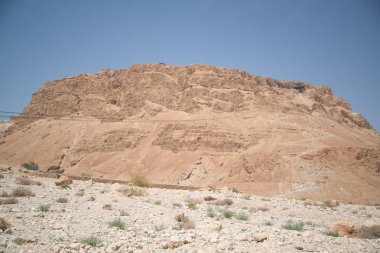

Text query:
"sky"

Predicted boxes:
[[0, 0, 379, 130]]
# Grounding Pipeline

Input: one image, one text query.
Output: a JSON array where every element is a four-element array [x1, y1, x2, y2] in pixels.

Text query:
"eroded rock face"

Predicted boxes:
[[0, 64, 379, 203]]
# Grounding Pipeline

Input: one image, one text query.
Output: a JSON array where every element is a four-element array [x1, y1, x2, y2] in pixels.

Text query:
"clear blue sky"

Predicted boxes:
[[0, 0, 379, 130]]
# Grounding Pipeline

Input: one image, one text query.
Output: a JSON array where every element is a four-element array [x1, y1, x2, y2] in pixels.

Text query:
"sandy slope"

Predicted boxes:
[[0, 64, 379, 204]]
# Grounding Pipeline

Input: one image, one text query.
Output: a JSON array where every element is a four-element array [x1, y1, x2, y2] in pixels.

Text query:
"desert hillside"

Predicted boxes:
[[0, 64, 379, 203]]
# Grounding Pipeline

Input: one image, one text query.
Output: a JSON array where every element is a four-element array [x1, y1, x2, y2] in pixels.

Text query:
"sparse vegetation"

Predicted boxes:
[[12, 187, 35, 197], [21, 161, 39, 171], [174, 213, 195, 230], [322, 200, 339, 208], [0, 217, 10, 231], [131, 174, 149, 187], [207, 206, 216, 218], [60, 183, 72, 190], [235, 212, 249, 221], [154, 200, 161, 205], [214, 198, 233, 206], [108, 218, 125, 230], [264, 221, 274, 226], [173, 202, 182, 208], [16, 177, 42, 186], [38, 204, 51, 212], [0, 174, 4, 179], [221, 209, 235, 219], [57, 197, 68, 203], [130, 187, 146, 196], [13, 237, 27, 245], [80, 236, 101, 247], [187, 201, 197, 210], [282, 221, 305, 231], [215, 223, 223, 232], [261, 198, 271, 201], [154, 224, 165, 232], [323, 231, 340, 237], [0, 198, 18, 205]]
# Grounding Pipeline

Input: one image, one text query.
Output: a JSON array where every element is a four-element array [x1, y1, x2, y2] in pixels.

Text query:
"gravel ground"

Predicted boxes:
[[0, 167, 379, 253]]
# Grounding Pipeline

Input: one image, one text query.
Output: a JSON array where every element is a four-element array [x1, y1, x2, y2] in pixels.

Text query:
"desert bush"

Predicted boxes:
[[16, 177, 42, 186], [221, 209, 235, 219], [80, 236, 101, 247], [0, 217, 10, 231], [57, 197, 68, 203], [0, 174, 4, 179], [154, 224, 165, 232], [21, 161, 39, 171], [102, 204, 112, 210], [173, 202, 182, 208], [261, 198, 271, 201], [282, 221, 305, 231], [0, 198, 18, 205], [12, 187, 35, 197], [204, 196, 217, 201], [175, 213, 187, 222], [13, 237, 27, 245], [187, 201, 197, 210], [235, 212, 249, 221], [154, 200, 161, 205], [207, 206, 216, 218], [264, 221, 274, 226], [60, 183, 72, 190], [214, 198, 233, 206], [323, 230, 340, 237], [322, 200, 339, 208], [38, 204, 51, 212], [131, 187, 146, 196], [131, 174, 149, 187], [108, 218, 125, 230]]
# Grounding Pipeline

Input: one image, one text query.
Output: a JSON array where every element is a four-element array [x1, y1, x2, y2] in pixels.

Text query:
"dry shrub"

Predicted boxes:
[[102, 204, 112, 210], [214, 198, 233, 206], [12, 187, 35, 197], [16, 177, 42, 186], [174, 213, 195, 230], [204, 196, 217, 201], [0, 174, 4, 179], [0, 218, 10, 231], [131, 174, 149, 187], [0, 198, 18, 205]]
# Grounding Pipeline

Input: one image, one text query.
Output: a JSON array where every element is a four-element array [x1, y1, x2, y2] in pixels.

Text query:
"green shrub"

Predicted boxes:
[[154, 200, 161, 205], [264, 221, 274, 226], [282, 221, 305, 231], [187, 201, 197, 210], [13, 237, 27, 245], [60, 183, 71, 190], [21, 161, 39, 171], [80, 236, 101, 247], [57, 197, 68, 203], [131, 174, 149, 187], [323, 231, 339, 237], [221, 209, 234, 219], [108, 218, 125, 230], [38, 204, 51, 212], [235, 212, 249, 221], [207, 206, 216, 218], [173, 202, 182, 208]]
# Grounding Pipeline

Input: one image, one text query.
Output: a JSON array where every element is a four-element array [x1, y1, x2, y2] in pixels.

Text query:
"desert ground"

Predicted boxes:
[[1, 164, 379, 253]]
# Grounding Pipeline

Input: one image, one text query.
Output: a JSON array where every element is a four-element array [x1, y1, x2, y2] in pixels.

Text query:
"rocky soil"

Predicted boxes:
[[1, 165, 379, 253]]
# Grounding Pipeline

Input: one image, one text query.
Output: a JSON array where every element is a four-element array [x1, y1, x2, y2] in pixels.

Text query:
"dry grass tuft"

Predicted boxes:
[[214, 198, 233, 206], [174, 213, 195, 229], [0, 217, 10, 231], [12, 187, 35, 197], [16, 177, 42, 186], [131, 174, 149, 187]]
